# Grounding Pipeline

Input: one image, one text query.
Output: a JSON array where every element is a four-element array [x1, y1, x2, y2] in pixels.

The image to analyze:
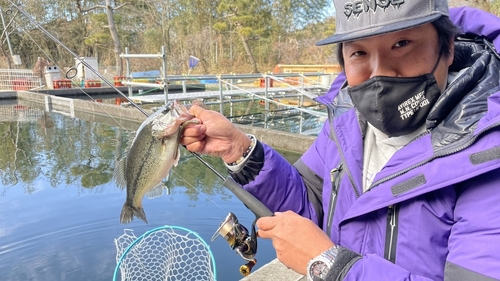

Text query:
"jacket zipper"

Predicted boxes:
[[384, 204, 399, 263], [326, 163, 343, 237], [325, 103, 360, 199]]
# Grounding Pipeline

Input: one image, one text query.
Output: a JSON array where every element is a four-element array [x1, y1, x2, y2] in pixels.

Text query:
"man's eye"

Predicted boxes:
[[394, 40, 410, 48], [351, 51, 366, 57]]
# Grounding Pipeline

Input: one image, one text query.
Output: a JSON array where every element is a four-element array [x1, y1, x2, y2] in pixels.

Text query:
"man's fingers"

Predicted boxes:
[[180, 134, 205, 145], [257, 229, 271, 239], [256, 213, 281, 231], [184, 139, 205, 152], [181, 123, 206, 138], [188, 104, 205, 117]]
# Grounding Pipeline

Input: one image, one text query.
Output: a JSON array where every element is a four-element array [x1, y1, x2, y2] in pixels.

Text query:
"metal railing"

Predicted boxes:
[[118, 46, 336, 110]]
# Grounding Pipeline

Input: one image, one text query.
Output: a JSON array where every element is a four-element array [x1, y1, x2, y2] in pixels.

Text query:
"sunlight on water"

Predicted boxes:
[[0, 102, 304, 281]]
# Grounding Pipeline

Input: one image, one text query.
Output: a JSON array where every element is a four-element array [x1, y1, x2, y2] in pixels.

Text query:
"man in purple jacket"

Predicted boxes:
[[181, 1, 500, 280]]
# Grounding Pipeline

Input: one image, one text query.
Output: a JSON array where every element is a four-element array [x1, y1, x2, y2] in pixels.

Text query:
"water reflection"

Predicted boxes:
[[0, 105, 235, 196], [0, 107, 118, 195], [0, 102, 302, 281]]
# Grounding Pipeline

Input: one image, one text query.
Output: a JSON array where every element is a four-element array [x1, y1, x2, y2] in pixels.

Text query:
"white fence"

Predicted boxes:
[[0, 69, 42, 91]]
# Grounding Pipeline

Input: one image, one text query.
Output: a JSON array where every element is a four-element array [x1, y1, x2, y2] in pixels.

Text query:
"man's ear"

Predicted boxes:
[[446, 39, 455, 66]]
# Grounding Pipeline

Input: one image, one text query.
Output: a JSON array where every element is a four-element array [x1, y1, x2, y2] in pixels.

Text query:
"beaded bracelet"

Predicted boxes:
[[227, 135, 256, 166]]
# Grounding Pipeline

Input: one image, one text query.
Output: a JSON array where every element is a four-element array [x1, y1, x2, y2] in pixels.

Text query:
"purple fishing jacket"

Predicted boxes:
[[233, 7, 500, 281]]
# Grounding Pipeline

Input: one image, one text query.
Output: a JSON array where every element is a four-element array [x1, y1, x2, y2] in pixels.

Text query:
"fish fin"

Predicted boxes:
[[173, 147, 181, 167], [113, 157, 127, 189], [146, 184, 164, 200], [113, 130, 137, 189], [121, 131, 137, 158], [120, 202, 148, 224], [122, 131, 136, 154], [171, 119, 198, 164]]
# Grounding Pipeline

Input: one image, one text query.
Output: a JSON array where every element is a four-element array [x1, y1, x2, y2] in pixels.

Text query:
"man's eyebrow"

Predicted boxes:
[[343, 26, 426, 48], [343, 41, 363, 49]]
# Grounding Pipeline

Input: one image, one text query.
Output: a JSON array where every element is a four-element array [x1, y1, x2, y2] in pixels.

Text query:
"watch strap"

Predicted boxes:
[[307, 245, 339, 281], [324, 246, 362, 281]]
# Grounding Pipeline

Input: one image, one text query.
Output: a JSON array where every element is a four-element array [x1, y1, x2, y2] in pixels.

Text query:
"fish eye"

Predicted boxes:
[[161, 103, 173, 114]]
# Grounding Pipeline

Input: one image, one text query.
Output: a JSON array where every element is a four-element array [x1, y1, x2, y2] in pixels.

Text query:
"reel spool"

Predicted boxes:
[[212, 212, 259, 276]]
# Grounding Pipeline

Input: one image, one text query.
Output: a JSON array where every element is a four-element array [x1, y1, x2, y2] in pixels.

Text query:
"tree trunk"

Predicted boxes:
[[0, 44, 12, 70], [239, 34, 259, 73], [105, 0, 123, 76]]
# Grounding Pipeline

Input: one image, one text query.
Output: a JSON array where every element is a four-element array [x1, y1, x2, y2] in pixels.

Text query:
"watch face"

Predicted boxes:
[[309, 260, 329, 280]]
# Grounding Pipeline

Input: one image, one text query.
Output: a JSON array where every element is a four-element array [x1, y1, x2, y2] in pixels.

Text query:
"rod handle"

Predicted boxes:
[[223, 177, 273, 218]]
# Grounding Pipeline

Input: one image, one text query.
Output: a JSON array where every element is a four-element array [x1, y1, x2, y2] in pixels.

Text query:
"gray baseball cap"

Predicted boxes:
[[316, 0, 449, 46]]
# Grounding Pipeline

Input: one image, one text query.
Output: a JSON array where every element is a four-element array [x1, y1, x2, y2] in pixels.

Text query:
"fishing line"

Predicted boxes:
[[7, 1, 149, 117], [8, 1, 223, 175], [8, 1, 273, 219], [10, 0, 279, 185], [21, 32, 129, 131], [171, 169, 227, 212], [0, 7, 18, 41], [7, 4, 131, 131]]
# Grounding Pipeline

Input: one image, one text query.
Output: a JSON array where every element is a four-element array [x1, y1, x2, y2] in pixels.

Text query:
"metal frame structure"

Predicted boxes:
[[120, 46, 169, 104]]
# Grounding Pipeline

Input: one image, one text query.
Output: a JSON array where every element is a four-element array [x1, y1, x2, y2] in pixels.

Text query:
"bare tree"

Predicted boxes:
[[77, 0, 128, 75], [0, 8, 18, 69], [216, 0, 270, 73]]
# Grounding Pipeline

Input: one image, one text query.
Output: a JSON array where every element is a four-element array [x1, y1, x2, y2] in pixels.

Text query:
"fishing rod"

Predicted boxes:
[[7, 2, 149, 117], [10, 2, 273, 274], [7, 0, 272, 219]]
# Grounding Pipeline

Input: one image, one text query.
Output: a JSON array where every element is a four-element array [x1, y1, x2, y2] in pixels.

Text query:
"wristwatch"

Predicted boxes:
[[307, 245, 339, 281]]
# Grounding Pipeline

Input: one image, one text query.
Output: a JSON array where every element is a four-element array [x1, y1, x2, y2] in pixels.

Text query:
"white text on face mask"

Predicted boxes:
[[398, 91, 430, 120]]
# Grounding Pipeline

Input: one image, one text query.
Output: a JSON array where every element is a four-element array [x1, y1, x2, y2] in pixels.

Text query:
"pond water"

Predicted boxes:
[[0, 101, 302, 281]]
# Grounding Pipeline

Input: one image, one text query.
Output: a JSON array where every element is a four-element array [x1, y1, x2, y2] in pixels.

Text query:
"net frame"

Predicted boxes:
[[114, 226, 217, 281]]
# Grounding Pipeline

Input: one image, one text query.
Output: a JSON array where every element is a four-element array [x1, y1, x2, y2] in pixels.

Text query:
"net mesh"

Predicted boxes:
[[114, 227, 216, 281]]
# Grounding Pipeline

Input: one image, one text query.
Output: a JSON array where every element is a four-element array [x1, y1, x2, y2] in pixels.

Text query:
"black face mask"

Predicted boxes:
[[348, 56, 442, 137]]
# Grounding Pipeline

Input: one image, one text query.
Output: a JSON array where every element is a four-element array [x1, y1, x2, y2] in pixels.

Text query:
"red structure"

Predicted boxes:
[[114, 76, 126, 86], [85, 80, 101, 87], [53, 80, 72, 89], [13, 79, 36, 90]]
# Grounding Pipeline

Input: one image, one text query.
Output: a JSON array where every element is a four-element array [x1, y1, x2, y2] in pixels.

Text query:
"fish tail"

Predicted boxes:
[[120, 202, 148, 224]]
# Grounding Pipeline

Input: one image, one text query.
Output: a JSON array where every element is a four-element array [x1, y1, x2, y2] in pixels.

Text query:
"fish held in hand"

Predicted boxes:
[[114, 100, 198, 224]]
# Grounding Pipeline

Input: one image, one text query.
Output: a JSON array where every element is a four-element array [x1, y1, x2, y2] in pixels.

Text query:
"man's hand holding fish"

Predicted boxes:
[[180, 104, 252, 165]]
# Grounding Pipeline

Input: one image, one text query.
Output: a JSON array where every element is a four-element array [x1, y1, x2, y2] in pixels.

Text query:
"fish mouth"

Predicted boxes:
[[161, 100, 175, 115], [171, 100, 195, 119], [151, 100, 196, 138]]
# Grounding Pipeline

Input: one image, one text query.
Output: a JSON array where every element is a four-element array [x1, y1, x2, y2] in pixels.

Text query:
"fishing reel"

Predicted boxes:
[[212, 212, 258, 276]]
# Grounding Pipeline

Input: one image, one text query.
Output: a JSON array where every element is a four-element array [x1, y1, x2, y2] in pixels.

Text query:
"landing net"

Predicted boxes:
[[114, 226, 217, 281]]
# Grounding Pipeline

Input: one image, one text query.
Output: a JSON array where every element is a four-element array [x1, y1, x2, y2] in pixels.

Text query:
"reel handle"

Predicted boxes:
[[223, 177, 273, 218], [240, 259, 257, 276]]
